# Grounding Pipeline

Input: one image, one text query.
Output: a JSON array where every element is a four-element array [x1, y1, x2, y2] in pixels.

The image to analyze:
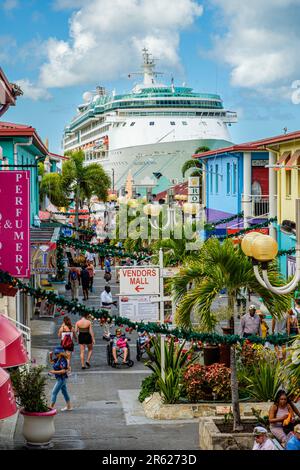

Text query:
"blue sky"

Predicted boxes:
[[1, 0, 300, 153]]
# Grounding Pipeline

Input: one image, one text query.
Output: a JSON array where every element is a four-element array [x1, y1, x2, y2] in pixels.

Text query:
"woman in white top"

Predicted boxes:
[[58, 316, 77, 361]]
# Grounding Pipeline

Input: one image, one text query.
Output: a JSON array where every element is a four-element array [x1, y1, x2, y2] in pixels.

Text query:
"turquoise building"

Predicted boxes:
[[0, 122, 48, 225]]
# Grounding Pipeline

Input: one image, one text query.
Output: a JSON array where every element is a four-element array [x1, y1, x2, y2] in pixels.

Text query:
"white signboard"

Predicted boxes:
[[119, 295, 159, 322], [119, 267, 160, 295]]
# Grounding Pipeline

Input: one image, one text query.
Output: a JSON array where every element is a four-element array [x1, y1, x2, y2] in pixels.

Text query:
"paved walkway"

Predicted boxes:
[[12, 267, 199, 450]]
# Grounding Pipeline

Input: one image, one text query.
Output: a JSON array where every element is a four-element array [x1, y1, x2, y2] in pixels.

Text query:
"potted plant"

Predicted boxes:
[[10, 366, 56, 448]]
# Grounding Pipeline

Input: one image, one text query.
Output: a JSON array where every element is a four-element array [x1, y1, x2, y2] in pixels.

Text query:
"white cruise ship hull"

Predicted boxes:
[[92, 137, 232, 190]]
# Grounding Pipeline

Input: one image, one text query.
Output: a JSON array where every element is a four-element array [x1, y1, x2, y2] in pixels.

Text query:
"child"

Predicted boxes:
[[49, 347, 73, 411]]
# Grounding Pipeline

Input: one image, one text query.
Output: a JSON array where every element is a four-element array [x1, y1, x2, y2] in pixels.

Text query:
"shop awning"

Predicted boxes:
[[285, 149, 300, 169], [0, 314, 28, 368], [0, 367, 17, 419]]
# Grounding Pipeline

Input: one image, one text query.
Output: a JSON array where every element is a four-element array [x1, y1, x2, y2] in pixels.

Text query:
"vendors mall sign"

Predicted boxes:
[[0, 171, 30, 278]]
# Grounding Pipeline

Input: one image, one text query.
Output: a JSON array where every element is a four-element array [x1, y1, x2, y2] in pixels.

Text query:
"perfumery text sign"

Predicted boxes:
[[0, 171, 30, 278]]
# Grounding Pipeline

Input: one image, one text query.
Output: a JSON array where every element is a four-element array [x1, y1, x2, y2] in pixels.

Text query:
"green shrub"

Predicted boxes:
[[10, 366, 49, 412], [138, 374, 159, 403]]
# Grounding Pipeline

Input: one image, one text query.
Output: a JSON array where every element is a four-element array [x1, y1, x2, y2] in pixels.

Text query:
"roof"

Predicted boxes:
[[194, 130, 300, 159], [0, 121, 48, 155], [0, 68, 16, 106], [48, 152, 69, 161], [154, 181, 188, 201]]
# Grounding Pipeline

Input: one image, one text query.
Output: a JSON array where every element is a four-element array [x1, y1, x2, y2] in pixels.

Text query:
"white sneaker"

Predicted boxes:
[[61, 407, 73, 412]]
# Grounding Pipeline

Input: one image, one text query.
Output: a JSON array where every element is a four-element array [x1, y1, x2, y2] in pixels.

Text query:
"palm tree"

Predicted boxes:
[[41, 150, 111, 233], [171, 237, 291, 430], [61, 150, 111, 232], [181, 146, 210, 178]]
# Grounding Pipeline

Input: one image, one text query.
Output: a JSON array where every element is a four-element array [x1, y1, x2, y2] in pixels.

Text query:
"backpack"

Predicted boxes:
[[70, 270, 78, 281], [61, 333, 73, 351]]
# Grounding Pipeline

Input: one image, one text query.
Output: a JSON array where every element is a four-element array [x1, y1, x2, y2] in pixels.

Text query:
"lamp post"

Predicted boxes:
[[241, 199, 300, 294]]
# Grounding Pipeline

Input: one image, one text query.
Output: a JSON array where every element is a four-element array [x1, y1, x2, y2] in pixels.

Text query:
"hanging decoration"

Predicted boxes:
[[0, 269, 293, 347]]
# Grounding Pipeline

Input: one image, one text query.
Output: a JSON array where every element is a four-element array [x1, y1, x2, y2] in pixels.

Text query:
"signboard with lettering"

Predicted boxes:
[[0, 171, 30, 278], [119, 268, 160, 295], [119, 295, 159, 322], [31, 243, 57, 274]]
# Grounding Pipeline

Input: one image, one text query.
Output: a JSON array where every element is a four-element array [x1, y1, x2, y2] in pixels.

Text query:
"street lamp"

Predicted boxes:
[[241, 200, 300, 294]]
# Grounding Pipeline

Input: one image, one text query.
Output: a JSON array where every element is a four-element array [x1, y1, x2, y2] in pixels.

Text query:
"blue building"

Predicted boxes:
[[194, 143, 271, 236]]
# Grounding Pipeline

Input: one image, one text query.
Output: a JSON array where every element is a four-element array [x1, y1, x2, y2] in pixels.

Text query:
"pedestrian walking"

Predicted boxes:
[[240, 305, 261, 338], [87, 261, 95, 293], [287, 308, 299, 336], [58, 316, 77, 361], [75, 312, 95, 369], [68, 266, 81, 301], [272, 313, 287, 360], [104, 255, 112, 283], [81, 265, 90, 301], [49, 347, 73, 411], [101, 286, 117, 340], [85, 250, 96, 267]]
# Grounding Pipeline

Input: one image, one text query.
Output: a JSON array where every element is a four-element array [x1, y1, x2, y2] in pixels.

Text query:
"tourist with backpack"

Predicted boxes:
[[58, 316, 77, 361], [68, 266, 81, 301]]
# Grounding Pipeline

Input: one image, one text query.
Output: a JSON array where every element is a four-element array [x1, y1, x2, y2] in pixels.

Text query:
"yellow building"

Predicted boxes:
[[256, 130, 300, 278]]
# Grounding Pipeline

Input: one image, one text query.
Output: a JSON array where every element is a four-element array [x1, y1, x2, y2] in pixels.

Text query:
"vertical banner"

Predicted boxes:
[[0, 171, 30, 278], [188, 176, 200, 203]]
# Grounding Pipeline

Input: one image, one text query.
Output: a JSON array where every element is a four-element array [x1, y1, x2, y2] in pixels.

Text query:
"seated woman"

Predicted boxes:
[[112, 328, 128, 365], [138, 330, 151, 351], [269, 390, 295, 446]]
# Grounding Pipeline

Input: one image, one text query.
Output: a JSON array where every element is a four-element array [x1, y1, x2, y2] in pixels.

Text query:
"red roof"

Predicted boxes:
[[154, 181, 188, 201], [0, 121, 48, 155], [194, 130, 300, 159]]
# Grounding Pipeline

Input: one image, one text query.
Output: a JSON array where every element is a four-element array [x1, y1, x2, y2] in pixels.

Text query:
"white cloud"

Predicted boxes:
[[39, 0, 203, 88], [15, 79, 52, 101], [2, 0, 19, 11], [210, 0, 300, 98]]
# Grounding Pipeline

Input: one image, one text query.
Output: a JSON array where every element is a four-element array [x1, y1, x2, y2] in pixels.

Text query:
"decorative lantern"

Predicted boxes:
[[241, 232, 263, 257], [143, 204, 162, 217], [251, 235, 278, 262], [183, 203, 198, 215]]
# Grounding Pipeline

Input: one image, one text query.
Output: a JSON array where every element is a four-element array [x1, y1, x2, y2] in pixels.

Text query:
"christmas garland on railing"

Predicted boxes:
[[204, 212, 244, 231], [0, 269, 293, 346], [216, 218, 278, 241], [278, 248, 296, 257]]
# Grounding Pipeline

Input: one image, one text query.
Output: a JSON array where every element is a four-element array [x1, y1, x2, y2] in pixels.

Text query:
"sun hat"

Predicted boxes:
[[253, 426, 268, 436]]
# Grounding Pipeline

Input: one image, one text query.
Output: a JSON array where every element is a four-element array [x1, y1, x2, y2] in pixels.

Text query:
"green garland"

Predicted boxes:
[[278, 248, 296, 257], [216, 218, 277, 241], [0, 269, 294, 346], [204, 212, 244, 231]]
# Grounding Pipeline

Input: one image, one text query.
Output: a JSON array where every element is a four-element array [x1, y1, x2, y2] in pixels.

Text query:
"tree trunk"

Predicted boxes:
[[230, 346, 243, 431], [227, 293, 242, 431]]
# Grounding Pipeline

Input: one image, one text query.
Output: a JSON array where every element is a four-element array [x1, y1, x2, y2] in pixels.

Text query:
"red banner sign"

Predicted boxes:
[[0, 171, 30, 278]]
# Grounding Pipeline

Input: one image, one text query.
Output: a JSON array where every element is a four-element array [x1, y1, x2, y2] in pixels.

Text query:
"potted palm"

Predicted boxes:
[[10, 366, 56, 448]]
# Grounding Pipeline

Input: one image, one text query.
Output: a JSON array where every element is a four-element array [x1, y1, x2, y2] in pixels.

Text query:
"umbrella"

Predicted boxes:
[[0, 367, 17, 419], [0, 314, 28, 368]]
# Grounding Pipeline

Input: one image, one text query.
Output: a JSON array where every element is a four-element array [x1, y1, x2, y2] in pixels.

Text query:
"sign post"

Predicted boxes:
[[159, 248, 165, 383]]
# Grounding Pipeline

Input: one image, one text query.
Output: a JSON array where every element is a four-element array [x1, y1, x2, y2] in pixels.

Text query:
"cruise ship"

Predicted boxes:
[[63, 49, 237, 192]]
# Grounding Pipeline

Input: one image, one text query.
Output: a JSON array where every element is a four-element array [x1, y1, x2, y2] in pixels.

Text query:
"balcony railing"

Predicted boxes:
[[250, 195, 270, 217]]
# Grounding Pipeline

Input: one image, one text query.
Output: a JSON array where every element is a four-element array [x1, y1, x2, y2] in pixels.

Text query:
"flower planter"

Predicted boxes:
[[20, 408, 57, 449], [199, 416, 256, 450], [51, 281, 66, 295]]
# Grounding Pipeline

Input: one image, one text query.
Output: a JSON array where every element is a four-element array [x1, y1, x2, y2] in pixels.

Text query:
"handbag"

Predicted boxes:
[[65, 282, 71, 291]]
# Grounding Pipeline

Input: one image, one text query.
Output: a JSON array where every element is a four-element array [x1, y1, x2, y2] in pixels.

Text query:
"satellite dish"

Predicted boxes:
[[82, 91, 93, 103]]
